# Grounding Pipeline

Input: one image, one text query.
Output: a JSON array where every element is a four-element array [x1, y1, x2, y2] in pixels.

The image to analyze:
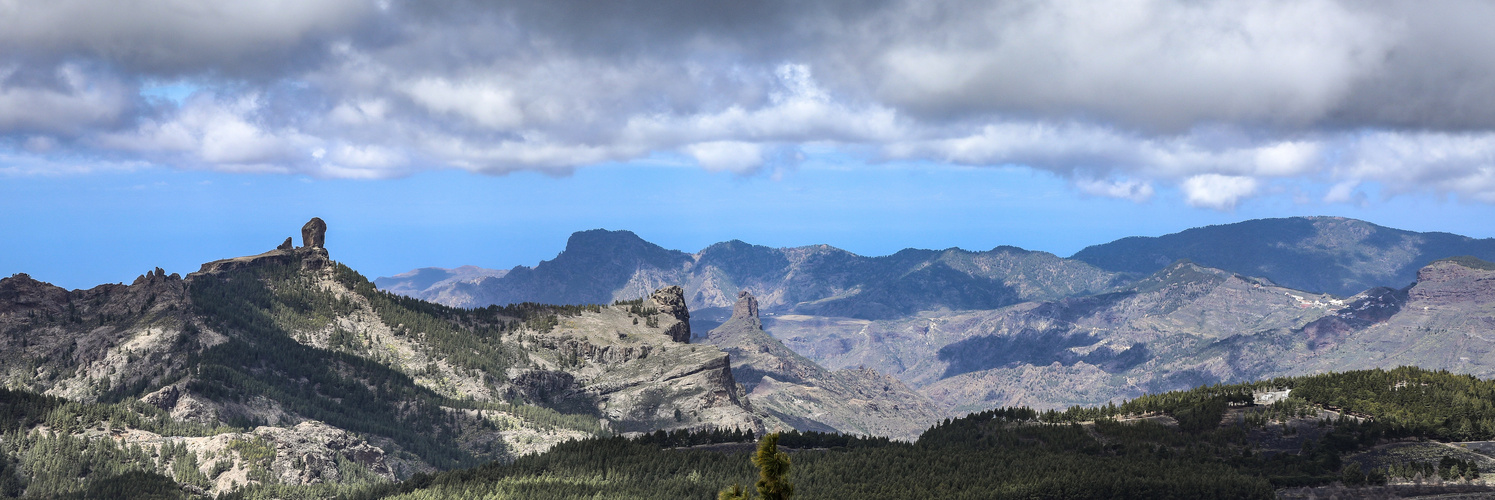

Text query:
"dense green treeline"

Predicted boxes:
[[352, 367, 1495, 499], [352, 423, 1280, 499], [1014, 366, 1495, 442]]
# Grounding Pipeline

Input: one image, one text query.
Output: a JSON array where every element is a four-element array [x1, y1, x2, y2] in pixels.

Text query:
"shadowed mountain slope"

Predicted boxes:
[[1071, 216, 1495, 296]]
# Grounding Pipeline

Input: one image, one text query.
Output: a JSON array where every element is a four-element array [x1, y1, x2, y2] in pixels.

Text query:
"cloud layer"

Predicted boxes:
[[4, 0, 1495, 208]]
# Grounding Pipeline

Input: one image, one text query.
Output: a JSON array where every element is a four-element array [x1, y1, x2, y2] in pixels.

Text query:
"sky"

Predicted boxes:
[[4, 0, 1495, 290]]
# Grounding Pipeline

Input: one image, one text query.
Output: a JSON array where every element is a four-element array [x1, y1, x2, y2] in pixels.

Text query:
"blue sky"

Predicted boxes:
[[6, 152, 1492, 290], [5, 1, 1495, 289]]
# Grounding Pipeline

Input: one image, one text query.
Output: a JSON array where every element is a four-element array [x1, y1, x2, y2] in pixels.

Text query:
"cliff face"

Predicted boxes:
[[1408, 258, 1495, 304]]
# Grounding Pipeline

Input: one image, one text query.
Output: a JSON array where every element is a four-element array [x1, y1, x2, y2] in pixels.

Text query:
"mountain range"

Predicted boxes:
[[6, 215, 1495, 497], [2, 220, 932, 496], [378, 216, 1495, 414]]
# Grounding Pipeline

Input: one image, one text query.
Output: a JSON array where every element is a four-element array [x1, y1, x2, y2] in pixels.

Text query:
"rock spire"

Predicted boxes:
[[301, 218, 327, 249], [732, 290, 759, 320]]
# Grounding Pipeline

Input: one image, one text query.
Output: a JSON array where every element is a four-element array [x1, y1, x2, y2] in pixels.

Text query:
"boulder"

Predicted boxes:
[[301, 218, 327, 249], [277, 237, 294, 250]]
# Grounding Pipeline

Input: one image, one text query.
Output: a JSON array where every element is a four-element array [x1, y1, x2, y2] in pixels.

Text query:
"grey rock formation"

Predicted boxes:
[[301, 218, 327, 249], [278, 237, 294, 250], [732, 290, 759, 321], [704, 290, 946, 440], [650, 285, 691, 343]]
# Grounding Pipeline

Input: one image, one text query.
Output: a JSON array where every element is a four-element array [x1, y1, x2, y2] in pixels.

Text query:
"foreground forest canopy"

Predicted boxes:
[[337, 367, 1495, 500], [6, 366, 1485, 499]]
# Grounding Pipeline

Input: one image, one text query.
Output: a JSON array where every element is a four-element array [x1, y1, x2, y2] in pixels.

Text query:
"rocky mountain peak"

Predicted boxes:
[[732, 290, 760, 321], [193, 219, 331, 276], [132, 267, 182, 287], [301, 217, 327, 249]]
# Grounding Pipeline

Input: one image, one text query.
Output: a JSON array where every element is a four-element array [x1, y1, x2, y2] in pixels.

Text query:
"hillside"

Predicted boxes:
[[1071, 216, 1495, 296], [768, 256, 1495, 417], [768, 260, 1345, 413], [701, 291, 945, 440], [0, 219, 760, 497]]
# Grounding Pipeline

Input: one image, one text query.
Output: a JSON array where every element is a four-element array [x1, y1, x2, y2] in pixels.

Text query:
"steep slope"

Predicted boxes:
[[1072, 216, 1495, 296], [380, 230, 1121, 321], [702, 292, 945, 440], [0, 219, 761, 495]]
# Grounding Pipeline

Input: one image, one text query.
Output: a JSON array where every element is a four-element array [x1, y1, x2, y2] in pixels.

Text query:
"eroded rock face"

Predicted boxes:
[[302, 218, 327, 249], [650, 285, 691, 343], [732, 290, 759, 321], [1410, 259, 1495, 305], [278, 237, 294, 250]]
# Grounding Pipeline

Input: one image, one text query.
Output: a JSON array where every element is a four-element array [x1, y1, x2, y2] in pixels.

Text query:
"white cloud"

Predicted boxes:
[[1182, 174, 1258, 210], [684, 141, 765, 173], [1323, 180, 1361, 204], [3, 0, 1495, 210], [1076, 177, 1155, 202], [405, 78, 524, 130]]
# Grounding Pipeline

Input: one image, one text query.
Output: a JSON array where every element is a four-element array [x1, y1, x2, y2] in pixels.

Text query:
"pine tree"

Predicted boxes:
[[718, 483, 749, 500], [754, 433, 794, 500]]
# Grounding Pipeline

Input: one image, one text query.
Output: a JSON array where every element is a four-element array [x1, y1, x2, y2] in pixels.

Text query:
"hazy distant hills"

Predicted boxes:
[[381, 217, 1495, 319], [769, 256, 1495, 413], [375, 217, 1495, 414], [1072, 216, 1495, 296], [377, 229, 1122, 320]]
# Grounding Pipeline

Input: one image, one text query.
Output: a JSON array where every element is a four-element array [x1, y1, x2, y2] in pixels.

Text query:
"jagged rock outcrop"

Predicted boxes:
[[513, 289, 760, 434], [278, 237, 294, 250], [732, 290, 759, 321], [650, 285, 691, 343], [703, 291, 945, 440], [302, 217, 327, 249], [195, 219, 331, 275], [1288, 256, 1495, 379]]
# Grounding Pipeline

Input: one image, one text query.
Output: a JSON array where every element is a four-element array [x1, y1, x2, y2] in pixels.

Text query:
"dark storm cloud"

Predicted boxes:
[[4, 0, 1495, 207]]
